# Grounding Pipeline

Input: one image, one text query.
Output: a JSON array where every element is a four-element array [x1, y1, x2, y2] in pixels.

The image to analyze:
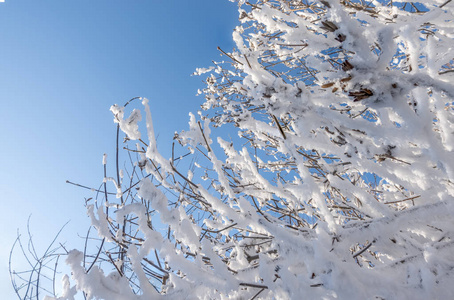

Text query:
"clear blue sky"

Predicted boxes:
[[0, 0, 237, 297]]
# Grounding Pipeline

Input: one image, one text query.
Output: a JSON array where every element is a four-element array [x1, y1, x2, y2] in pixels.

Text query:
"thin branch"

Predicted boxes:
[[352, 242, 373, 258], [440, 0, 452, 8], [217, 46, 244, 65]]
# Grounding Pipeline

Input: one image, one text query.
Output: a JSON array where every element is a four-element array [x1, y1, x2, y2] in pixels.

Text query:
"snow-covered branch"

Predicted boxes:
[[13, 1, 454, 299]]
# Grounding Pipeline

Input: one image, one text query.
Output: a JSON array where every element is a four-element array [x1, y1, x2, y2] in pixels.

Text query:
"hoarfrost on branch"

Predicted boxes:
[[33, 0, 454, 299]]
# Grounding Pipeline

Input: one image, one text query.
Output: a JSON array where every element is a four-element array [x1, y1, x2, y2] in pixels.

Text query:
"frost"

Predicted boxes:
[[40, 1, 454, 299]]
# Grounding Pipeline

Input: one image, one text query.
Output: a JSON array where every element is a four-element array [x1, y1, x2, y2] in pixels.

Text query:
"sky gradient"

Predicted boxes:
[[0, 1, 238, 297]]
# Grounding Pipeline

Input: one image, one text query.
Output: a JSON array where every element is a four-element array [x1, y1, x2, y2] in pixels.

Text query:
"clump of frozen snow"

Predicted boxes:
[[110, 104, 142, 140]]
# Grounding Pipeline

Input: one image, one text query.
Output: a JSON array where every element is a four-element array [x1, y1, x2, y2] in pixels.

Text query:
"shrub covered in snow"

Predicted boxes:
[[14, 0, 454, 299]]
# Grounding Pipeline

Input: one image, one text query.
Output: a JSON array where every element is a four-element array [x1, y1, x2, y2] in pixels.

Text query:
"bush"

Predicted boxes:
[[12, 1, 454, 299]]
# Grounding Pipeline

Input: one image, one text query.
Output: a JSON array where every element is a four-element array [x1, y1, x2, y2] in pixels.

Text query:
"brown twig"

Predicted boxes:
[[198, 121, 212, 152], [272, 114, 287, 139], [384, 195, 420, 205], [440, 0, 452, 8], [352, 242, 373, 258], [217, 46, 244, 65]]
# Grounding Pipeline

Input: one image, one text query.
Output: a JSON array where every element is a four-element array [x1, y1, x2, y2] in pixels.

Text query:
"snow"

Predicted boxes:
[[45, 1, 454, 299], [110, 104, 142, 141]]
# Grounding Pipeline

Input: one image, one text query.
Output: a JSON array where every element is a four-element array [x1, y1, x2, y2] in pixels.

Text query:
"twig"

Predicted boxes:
[[244, 55, 252, 69], [52, 255, 60, 297], [66, 180, 117, 195], [440, 0, 452, 8], [123, 96, 141, 108], [106, 252, 123, 277], [384, 195, 420, 205], [250, 288, 266, 299], [198, 121, 212, 152], [239, 283, 268, 289], [352, 242, 373, 258], [86, 238, 105, 273], [251, 196, 273, 223], [217, 46, 244, 65], [310, 283, 324, 287], [272, 114, 287, 139], [83, 227, 91, 269], [439, 69, 454, 75], [202, 223, 238, 234], [170, 162, 199, 189]]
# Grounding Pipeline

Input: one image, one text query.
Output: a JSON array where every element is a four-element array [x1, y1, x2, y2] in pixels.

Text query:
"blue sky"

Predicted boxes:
[[0, 0, 237, 297]]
